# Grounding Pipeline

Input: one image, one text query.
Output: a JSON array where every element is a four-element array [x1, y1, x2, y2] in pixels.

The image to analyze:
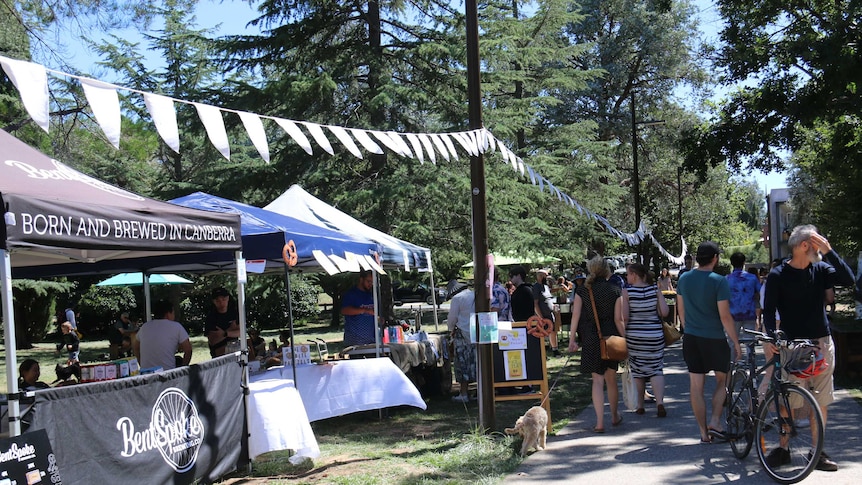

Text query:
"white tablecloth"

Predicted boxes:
[[280, 358, 427, 422], [247, 373, 320, 461]]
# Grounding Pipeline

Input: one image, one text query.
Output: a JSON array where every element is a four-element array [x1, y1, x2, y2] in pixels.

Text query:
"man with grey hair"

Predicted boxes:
[[762, 225, 854, 471]]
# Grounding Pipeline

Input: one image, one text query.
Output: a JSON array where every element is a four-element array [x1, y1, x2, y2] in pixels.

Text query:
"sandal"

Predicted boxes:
[[635, 408, 645, 415], [708, 427, 728, 442], [592, 427, 606, 433], [612, 415, 624, 426], [700, 437, 712, 444], [657, 405, 667, 418]]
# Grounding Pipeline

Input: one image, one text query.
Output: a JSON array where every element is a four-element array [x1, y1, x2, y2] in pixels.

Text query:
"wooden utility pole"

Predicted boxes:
[[465, 0, 494, 431]]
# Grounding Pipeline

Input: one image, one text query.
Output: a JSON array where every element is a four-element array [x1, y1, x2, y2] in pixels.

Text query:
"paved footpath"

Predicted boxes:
[[504, 342, 862, 484]]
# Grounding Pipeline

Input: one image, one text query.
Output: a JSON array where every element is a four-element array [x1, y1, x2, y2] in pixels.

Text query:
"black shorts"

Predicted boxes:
[[683, 333, 730, 374]]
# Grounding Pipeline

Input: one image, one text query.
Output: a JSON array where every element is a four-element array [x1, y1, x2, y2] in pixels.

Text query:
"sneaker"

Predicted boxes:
[[811, 450, 838, 472], [451, 394, 469, 403], [765, 447, 791, 468]]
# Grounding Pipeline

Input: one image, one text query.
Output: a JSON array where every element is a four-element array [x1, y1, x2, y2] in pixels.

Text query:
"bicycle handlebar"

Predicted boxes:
[[742, 328, 818, 348]]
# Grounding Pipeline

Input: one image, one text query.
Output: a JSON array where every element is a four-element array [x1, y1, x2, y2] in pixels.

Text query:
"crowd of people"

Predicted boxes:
[[441, 224, 855, 472]]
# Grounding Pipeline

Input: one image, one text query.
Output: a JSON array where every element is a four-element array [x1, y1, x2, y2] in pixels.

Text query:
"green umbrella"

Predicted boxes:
[[95, 272, 194, 286]]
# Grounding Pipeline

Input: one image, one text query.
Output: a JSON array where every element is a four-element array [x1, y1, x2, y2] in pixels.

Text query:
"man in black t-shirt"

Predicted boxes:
[[206, 287, 241, 357], [762, 225, 854, 472], [508, 266, 535, 322]]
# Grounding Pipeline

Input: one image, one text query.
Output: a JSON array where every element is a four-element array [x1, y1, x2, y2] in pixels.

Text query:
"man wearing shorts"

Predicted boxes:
[[677, 241, 741, 444], [762, 225, 855, 471]]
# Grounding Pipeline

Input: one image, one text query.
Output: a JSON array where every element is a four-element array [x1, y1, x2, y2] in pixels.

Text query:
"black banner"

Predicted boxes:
[[27, 355, 245, 484], [0, 428, 63, 484]]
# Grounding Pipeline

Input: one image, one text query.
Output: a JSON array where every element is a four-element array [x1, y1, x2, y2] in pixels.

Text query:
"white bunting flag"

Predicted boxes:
[[430, 134, 450, 162], [484, 130, 497, 152], [418, 134, 437, 164], [350, 129, 384, 154], [326, 125, 362, 158], [193, 102, 230, 160], [274, 118, 313, 155], [238, 112, 270, 163], [405, 133, 425, 163], [386, 131, 414, 158], [144, 93, 180, 153], [80, 78, 122, 148], [370, 130, 404, 156], [451, 132, 476, 156], [303, 122, 334, 155], [440, 133, 459, 160], [0, 56, 50, 132]]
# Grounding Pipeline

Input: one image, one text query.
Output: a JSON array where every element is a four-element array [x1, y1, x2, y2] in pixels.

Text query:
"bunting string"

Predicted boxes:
[[0, 54, 687, 263]]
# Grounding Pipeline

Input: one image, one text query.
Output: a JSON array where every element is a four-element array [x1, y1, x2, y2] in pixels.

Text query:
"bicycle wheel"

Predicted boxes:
[[755, 384, 824, 484], [726, 368, 753, 459]]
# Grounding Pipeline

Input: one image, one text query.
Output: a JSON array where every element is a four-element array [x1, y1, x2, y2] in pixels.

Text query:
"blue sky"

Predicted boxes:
[[51, 0, 788, 191]]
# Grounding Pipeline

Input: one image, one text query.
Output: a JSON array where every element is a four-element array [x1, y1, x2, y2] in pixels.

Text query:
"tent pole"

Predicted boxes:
[[373, 271, 381, 358], [143, 273, 152, 321], [426, 253, 439, 330], [235, 252, 251, 471], [283, 263, 297, 385], [1, 249, 21, 436]]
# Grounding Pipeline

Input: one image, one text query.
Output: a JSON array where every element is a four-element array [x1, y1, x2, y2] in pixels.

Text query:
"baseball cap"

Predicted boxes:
[[696, 241, 722, 260], [211, 287, 230, 298], [574, 272, 587, 280]]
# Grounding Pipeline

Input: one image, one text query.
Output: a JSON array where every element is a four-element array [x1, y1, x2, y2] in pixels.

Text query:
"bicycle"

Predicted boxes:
[[722, 329, 826, 484]]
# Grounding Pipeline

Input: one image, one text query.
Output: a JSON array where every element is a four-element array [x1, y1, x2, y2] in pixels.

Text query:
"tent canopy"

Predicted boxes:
[[461, 250, 561, 268], [170, 192, 383, 274], [0, 129, 242, 276], [264, 185, 430, 271], [96, 272, 194, 286]]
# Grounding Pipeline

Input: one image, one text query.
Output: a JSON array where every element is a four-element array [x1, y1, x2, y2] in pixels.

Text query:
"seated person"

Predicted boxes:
[[55, 321, 80, 364], [18, 359, 51, 391], [109, 312, 137, 359], [263, 339, 282, 368], [118, 335, 134, 358], [278, 329, 292, 349], [247, 327, 266, 360]]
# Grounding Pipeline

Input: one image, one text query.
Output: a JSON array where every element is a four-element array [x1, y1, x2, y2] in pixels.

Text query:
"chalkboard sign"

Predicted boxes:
[[492, 328, 545, 382], [0, 428, 63, 484], [492, 322, 552, 432]]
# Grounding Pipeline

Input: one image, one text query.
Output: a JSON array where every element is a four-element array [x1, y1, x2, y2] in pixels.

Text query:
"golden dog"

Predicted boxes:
[[504, 405, 548, 457]]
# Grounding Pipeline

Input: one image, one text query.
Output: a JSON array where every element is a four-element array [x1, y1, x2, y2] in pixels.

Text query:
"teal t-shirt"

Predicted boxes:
[[677, 269, 730, 340]]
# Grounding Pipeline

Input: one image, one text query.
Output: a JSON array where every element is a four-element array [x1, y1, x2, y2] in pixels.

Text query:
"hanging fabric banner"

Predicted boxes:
[[80, 78, 122, 148], [193, 102, 230, 160], [0, 57, 49, 132], [143, 93, 180, 153], [238, 111, 270, 163]]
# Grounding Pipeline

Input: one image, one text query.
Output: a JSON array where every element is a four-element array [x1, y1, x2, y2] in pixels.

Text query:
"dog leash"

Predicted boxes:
[[538, 352, 574, 408]]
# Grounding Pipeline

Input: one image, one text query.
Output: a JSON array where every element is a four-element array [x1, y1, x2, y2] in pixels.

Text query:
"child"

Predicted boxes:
[[55, 321, 80, 364], [264, 339, 282, 368]]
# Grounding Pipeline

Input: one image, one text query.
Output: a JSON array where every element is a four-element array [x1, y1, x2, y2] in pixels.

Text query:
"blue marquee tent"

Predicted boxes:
[[170, 192, 383, 274]]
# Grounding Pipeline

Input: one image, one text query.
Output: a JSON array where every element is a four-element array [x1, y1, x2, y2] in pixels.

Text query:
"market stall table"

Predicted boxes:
[[248, 370, 320, 461], [280, 357, 427, 422]]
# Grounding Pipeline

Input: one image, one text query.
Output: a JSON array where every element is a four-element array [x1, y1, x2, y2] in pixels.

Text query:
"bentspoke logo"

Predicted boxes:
[[117, 387, 205, 473]]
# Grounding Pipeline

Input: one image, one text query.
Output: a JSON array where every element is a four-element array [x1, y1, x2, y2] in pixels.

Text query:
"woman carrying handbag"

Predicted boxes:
[[618, 263, 670, 417], [568, 256, 625, 432]]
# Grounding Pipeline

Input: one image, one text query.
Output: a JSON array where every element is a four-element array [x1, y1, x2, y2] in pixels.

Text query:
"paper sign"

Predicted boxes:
[[245, 259, 266, 273], [503, 350, 526, 380], [498, 328, 527, 350], [469, 312, 499, 343]]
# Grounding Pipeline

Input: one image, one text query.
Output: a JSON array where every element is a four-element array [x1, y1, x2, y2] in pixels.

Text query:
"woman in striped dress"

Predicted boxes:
[[619, 263, 670, 417]]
